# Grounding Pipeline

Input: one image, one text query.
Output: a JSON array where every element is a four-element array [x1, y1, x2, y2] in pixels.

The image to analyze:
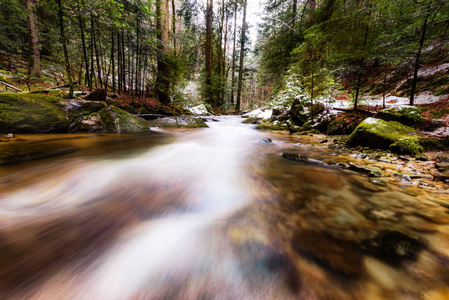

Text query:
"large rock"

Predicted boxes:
[[0, 93, 69, 133], [69, 106, 150, 133], [148, 116, 208, 128], [61, 99, 107, 121], [0, 93, 150, 134], [188, 104, 212, 116], [347, 117, 423, 155], [375, 106, 423, 127], [242, 107, 273, 119]]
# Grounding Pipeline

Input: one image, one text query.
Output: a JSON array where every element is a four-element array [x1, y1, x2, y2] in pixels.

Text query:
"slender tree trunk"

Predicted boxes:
[[121, 30, 126, 92], [172, 0, 177, 53], [78, 0, 89, 86], [205, 0, 214, 105], [230, 0, 238, 105], [410, 1, 432, 106], [117, 31, 121, 93], [57, 0, 73, 98], [156, 0, 171, 105], [235, 0, 247, 112], [111, 31, 116, 92], [90, 31, 95, 89], [310, 67, 314, 121], [383, 63, 387, 109], [26, 0, 40, 78], [92, 16, 103, 88]]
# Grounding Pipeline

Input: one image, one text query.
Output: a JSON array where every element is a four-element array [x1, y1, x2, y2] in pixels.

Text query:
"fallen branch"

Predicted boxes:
[[30, 82, 78, 94], [0, 81, 23, 92]]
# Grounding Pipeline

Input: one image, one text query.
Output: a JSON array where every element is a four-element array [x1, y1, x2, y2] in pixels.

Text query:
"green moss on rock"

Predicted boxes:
[[375, 106, 423, 127], [70, 106, 150, 132], [347, 117, 423, 155], [0, 92, 69, 133]]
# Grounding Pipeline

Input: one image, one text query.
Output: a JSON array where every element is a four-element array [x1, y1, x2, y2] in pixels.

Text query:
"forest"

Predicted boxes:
[[2, 1, 449, 299], [0, 0, 447, 114]]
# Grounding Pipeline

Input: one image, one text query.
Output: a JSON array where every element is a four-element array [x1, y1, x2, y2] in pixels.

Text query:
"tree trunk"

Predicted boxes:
[[410, 1, 432, 106], [156, 0, 171, 105], [235, 0, 247, 112], [230, 0, 238, 105], [205, 0, 214, 105], [91, 16, 103, 88], [26, 0, 40, 78], [57, 0, 73, 98], [77, 0, 89, 86], [111, 31, 116, 92], [172, 0, 177, 53]]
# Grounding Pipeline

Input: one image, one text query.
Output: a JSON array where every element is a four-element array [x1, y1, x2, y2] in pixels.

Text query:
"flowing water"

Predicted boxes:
[[0, 116, 449, 299]]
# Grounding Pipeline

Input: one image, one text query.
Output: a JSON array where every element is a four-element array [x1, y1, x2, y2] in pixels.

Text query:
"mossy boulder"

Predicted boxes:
[[256, 121, 288, 130], [347, 117, 423, 156], [61, 99, 107, 121], [0, 92, 69, 133], [148, 116, 208, 128], [375, 106, 423, 127], [70, 106, 150, 132]]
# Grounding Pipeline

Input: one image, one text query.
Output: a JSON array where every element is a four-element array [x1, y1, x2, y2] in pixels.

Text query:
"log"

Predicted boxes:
[[30, 82, 78, 94], [0, 81, 23, 92], [135, 114, 167, 120]]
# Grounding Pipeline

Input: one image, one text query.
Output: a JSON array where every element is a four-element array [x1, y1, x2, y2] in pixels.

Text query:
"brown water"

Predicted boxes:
[[0, 116, 449, 299]]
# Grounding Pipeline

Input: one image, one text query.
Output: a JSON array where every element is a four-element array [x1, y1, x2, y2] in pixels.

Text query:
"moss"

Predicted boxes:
[[110, 106, 150, 132], [256, 121, 287, 130], [419, 136, 449, 150], [0, 92, 69, 133], [347, 118, 422, 154], [375, 106, 423, 127], [242, 117, 260, 124], [390, 138, 423, 156]]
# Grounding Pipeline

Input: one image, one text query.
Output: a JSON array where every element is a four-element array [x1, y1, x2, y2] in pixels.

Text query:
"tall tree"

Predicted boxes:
[[235, 0, 247, 112], [156, 0, 171, 105], [26, 0, 40, 77], [204, 0, 214, 104], [57, 0, 74, 98]]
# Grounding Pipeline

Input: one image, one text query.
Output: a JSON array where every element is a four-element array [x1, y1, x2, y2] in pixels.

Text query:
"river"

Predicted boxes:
[[0, 116, 448, 299]]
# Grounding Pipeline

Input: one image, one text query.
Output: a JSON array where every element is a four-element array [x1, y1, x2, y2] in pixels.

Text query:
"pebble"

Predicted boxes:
[[6, 133, 14, 138]]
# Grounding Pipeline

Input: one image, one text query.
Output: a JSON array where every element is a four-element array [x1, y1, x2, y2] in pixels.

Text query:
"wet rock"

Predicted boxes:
[[369, 178, 387, 187], [346, 118, 423, 156], [436, 155, 449, 163], [432, 171, 449, 182], [282, 153, 334, 169], [6, 133, 14, 138], [292, 230, 363, 276], [348, 162, 382, 177], [359, 231, 426, 265], [242, 117, 261, 124], [148, 116, 208, 128], [415, 155, 428, 161], [260, 138, 272, 144], [435, 162, 449, 172]]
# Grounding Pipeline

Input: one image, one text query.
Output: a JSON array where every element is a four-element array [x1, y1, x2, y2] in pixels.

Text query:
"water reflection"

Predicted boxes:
[[0, 116, 448, 299]]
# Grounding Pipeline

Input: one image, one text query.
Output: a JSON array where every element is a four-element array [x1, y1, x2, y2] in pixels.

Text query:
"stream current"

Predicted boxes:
[[0, 116, 449, 299]]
